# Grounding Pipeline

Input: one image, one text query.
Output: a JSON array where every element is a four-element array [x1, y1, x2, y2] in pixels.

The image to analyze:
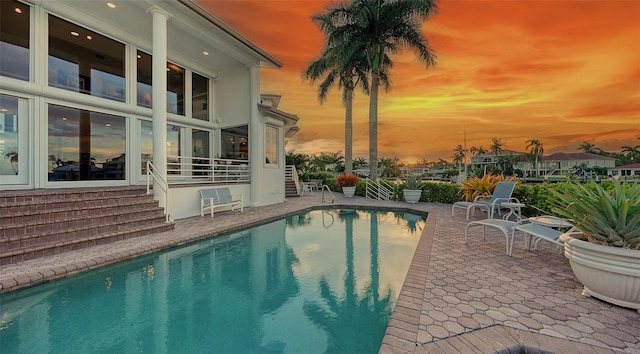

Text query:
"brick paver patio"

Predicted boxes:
[[1, 192, 638, 353]]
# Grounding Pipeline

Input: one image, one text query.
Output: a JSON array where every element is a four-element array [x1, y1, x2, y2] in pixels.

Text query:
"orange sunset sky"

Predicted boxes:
[[198, 0, 640, 164]]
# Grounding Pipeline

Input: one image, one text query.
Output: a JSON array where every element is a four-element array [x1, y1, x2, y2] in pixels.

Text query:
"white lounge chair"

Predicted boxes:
[[465, 218, 517, 256], [509, 216, 576, 256], [452, 181, 518, 220]]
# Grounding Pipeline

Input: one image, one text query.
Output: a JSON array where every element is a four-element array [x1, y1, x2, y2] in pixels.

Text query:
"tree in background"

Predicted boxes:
[[304, 11, 370, 175], [319, 0, 437, 179], [525, 139, 544, 176]]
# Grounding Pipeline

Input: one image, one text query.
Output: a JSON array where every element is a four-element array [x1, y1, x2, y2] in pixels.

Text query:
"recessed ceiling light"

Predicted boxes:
[[86, 35, 92, 40], [62, 117, 68, 121], [203, 51, 209, 56], [106, 123, 111, 127], [70, 31, 79, 37], [137, 54, 142, 59], [14, 7, 22, 14], [0, 108, 7, 112], [107, 2, 116, 9]]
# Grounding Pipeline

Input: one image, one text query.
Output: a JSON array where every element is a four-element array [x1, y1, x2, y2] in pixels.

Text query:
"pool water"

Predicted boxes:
[[0, 209, 425, 353]]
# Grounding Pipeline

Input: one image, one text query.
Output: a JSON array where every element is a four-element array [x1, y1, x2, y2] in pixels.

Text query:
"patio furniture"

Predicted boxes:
[[200, 187, 243, 217], [452, 181, 518, 220], [510, 216, 576, 255], [501, 201, 525, 221], [465, 218, 517, 256]]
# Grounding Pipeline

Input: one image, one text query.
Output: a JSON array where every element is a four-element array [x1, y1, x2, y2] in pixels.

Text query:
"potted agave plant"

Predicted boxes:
[[336, 174, 360, 198], [403, 175, 423, 204], [550, 182, 640, 311]]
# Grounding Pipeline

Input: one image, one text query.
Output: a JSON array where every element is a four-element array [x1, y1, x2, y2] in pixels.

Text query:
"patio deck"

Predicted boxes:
[[1, 192, 638, 353]]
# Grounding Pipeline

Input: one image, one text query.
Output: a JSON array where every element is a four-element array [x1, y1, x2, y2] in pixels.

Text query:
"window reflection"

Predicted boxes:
[[136, 51, 152, 108], [221, 126, 248, 160], [167, 63, 184, 115], [0, 95, 19, 175], [265, 125, 278, 165], [48, 105, 126, 181], [192, 73, 209, 121], [192, 129, 209, 176], [140, 120, 153, 175], [0, 0, 30, 81], [137, 51, 186, 115], [48, 15, 125, 102]]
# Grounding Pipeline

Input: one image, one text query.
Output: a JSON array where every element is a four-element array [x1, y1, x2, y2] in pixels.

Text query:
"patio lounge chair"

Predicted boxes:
[[452, 181, 518, 220], [465, 218, 517, 256], [509, 216, 576, 256]]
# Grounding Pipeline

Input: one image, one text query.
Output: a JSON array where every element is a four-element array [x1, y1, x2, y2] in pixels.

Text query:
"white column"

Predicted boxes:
[[150, 6, 171, 207], [249, 64, 261, 206]]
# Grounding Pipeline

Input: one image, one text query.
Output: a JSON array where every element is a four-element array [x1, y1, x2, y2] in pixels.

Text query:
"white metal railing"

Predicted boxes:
[[365, 177, 393, 201], [286, 165, 302, 196], [146, 161, 171, 222], [164, 156, 250, 184], [321, 184, 334, 204]]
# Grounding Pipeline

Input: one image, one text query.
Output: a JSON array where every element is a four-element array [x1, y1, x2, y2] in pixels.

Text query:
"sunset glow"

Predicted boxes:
[[198, 0, 640, 162]]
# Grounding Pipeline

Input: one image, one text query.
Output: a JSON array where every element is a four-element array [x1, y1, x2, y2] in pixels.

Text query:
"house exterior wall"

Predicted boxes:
[[0, 0, 291, 218]]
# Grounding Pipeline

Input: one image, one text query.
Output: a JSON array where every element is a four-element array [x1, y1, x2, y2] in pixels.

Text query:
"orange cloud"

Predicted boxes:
[[198, 0, 640, 162]]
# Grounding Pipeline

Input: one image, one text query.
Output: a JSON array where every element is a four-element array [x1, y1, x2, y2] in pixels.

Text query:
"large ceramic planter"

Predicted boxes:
[[403, 189, 422, 204], [342, 186, 356, 198], [559, 232, 640, 311]]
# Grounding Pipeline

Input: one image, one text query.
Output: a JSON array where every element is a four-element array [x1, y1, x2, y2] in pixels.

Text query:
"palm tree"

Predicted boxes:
[[452, 144, 466, 168], [578, 141, 597, 154], [525, 139, 544, 177], [490, 137, 504, 170], [622, 145, 640, 163], [318, 0, 438, 179], [304, 26, 370, 175], [470, 145, 487, 156]]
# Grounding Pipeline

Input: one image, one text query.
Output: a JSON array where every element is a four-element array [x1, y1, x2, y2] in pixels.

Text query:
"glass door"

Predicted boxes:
[[0, 94, 28, 185]]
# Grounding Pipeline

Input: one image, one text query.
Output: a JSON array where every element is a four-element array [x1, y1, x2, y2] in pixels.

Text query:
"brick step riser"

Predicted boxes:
[[0, 223, 175, 266], [0, 189, 148, 205], [0, 201, 163, 225], [0, 209, 165, 239], [0, 195, 157, 216], [0, 215, 168, 251]]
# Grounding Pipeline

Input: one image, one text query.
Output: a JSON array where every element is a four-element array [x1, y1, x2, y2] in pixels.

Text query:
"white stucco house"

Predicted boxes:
[[0, 0, 299, 219]]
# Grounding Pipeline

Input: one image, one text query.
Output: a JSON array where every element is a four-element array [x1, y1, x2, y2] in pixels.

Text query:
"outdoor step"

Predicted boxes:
[[0, 222, 175, 266], [0, 192, 154, 216], [0, 186, 173, 265], [0, 186, 147, 205], [0, 212, 168, 251], [0, 197, 162, 225], [0, 207, 165, 239]]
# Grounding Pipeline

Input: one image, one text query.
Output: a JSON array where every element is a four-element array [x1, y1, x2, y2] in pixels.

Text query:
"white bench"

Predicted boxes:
[[200, 187, 243, 217]]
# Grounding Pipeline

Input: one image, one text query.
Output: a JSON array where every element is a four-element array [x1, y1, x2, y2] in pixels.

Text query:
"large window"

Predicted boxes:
[[136, 51, 186, 115], [167, 63, 184, 115], [0, 0, 30, 81], [48, 105, 126, 181], [48, 15, 125, 102], [192, 73, 209, 121], [0, 95, 19, 176], [221, 126, 248, 160], [265, 125, 278, 165]]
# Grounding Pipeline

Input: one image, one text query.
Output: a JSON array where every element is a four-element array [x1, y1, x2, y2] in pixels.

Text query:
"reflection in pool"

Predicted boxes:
[[0, 209, 425, 353]]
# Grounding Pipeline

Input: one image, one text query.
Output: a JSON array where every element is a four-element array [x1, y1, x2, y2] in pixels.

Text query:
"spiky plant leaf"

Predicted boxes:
[[550, 182, 640, 249]]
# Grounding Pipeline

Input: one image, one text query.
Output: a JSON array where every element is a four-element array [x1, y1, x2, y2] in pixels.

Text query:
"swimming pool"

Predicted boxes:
[[0, 208, 425, 353]]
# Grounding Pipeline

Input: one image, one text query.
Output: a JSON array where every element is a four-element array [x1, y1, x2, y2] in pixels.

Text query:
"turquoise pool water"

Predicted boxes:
[[0, 209, 425, 353]]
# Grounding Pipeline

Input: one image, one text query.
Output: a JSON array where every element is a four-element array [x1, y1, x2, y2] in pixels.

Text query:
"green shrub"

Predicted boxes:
[[422, 182, 460, 204]]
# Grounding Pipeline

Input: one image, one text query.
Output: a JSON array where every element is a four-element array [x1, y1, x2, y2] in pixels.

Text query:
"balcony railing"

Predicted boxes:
[[162, 156, 250, 184]]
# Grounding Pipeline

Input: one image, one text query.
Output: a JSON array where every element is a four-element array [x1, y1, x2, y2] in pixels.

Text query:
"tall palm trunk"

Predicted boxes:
[[345, 88, 354, 175], [369, 71, 380, 179]]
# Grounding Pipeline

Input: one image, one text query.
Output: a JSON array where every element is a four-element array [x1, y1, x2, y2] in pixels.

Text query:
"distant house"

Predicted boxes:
[[470, 150, 526, 173], [608, 163, 640, 180], [540, 152, 616, 176]]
